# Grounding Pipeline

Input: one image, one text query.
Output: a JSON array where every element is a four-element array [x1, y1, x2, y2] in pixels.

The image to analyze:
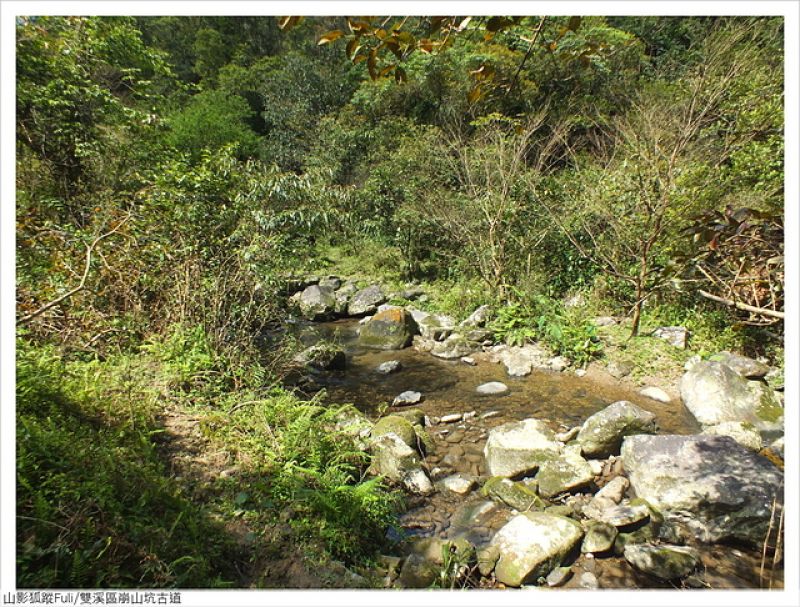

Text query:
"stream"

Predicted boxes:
[[284, 318, 783, 590]]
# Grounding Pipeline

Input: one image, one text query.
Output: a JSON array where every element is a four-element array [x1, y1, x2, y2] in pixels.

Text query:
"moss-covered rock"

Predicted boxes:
[[358, 308, 418, 350], [371, 415, 417, 449], [577, 400, 657, 458], [624, 544, 700, 580], [482, 477, 545, 511], [581, 521, 617, 554], [535, 447, 594, 498]]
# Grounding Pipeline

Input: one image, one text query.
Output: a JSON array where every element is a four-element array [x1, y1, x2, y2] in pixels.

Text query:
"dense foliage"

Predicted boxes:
[[15, 14, 784, 588]]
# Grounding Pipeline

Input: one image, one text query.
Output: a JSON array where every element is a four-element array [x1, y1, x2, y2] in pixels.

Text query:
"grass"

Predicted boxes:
[[16, 325, 400, 588]]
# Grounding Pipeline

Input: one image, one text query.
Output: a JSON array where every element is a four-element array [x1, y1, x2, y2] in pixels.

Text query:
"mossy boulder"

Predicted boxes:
[[482, 477, 545, 511], [577, 400, 657, 458], [358, 308, 418, 350], [484, 418, 561, 478], [297, 284, 337, 320], [535, 446, 594, 498], [581, 521, 617, 554], [490, 512, 584, 587], [371, 415, 417, 449]]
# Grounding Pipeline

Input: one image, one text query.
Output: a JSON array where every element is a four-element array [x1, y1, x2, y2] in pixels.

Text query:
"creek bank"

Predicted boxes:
[[281, 274, 784, 589]]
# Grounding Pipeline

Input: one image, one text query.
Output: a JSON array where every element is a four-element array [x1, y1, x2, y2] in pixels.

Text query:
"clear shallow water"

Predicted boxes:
[[281, 318, 782, 590]]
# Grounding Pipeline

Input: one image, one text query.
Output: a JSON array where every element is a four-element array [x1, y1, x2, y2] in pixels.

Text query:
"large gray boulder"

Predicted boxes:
[[298, 284, 336, 320], [417, 313, 456, 341], [702, 421, 763, 452], [490, 512, 584, 587], [292, 344, 346, 371], [621, 434, 784, 546], [680, 360, 783, 438], [484, 419, 562, 478], [358, 308, 418, 350], [369, 433, 433, 495], [460, 304, 492, 328], [577, 401, 657, 458], [347, 285, 386, 316]]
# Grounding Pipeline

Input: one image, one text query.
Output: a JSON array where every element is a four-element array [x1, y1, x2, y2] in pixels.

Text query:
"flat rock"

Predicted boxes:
[[545, 566, 573, 587], [535, 446, 595, 498], [624, 544, 699, 580], [621, 434, 784, 546], [594, 476, 629, 503], [393, 390, 423, 407], [376, 360, 402, 374], [482, 477, 545, 511], [460, 356, 477, 366], [577, 400, 657, 458], [484, 419, 561, 478], [490, 513, 584, 587], [430, 333, 475, 359], [476, 381, 509, 396], [587, 500, 651, 528]]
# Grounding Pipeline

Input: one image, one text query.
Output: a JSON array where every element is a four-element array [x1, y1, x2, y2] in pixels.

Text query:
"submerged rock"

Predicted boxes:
[[393, 390, 423, 407], [484, 419, 561, 478], [680, 361, 783, 437], [621, 434, 784, 546], [376, 360, 402, 374], [490, 512, 584, 587], [482, 477, 545, 511], [624, 544, 700, 580], [577, 401, 657, 458], [476, 381, 509, 396], [639, 386, 671, 403]]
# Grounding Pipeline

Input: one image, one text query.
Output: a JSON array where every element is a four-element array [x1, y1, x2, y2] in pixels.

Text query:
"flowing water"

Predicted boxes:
[[283, 318, 783, 590]]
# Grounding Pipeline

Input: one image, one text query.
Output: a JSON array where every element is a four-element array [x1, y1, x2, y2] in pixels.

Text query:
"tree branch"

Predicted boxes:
[[697, 289, 784, 320]]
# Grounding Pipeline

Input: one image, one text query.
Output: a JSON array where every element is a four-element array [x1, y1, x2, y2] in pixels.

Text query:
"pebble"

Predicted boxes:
[[462, 410, 477, 421], [479, 411, 500, 420], [440, 413, 463, 424], [575, 369, 587, 377], [445, 431, 465, 444], [376, 360, 402, 374], [461, 356, 477, 366], [577, 571, 599, 589], [639, 386, 671, 403], [393, 390, 423, 406], [475, 381, 509, 396]]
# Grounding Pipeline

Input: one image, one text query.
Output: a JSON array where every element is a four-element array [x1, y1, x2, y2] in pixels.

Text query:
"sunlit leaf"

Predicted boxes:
[[317, 30, 344, 45], [467, 85, 482, 103], [346, 37, 361, 60], [277, 16, 303, 31]]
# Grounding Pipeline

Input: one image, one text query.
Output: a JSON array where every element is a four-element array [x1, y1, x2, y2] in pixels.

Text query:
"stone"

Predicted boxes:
[[577, 401, 657, 458], [535, 446, 595, 498], [347, 285, 387, 316], [709, 351, 770, 379], [482, 477, 545, 512], [490, 513, 584, 587], [639, 386, 671, 403], [680, 361, 783, 437], [621, 434, 784, 546], [393, 390, 423, 407], [575, 571, 599, 589], [477, 545, 501, 577], [575, 369, 587, 377], [555, 426, 580, 443], [587, 459, 604, 476], [581, 521, 617, 554], [369, 433, 417, 475], [376, 360, 402, 374], [607, 359, 634, 379], [418, 314, 455, 341], [460, 304, 492, 328], [651, 326, 689, 349], [440, 413, 463, 424], [391, 408, 424, 427], [396, 554, 437, 588], [297, 284, 337, 320], [438, 474, 476, 496], [769, 436, 784, 460], [484, 419, 561, 478], [403, 468, 434, 495], [413, 425, 435, 455], [411, 336, 435, 353], [587, 500, 651, 528], [548, 356, 570, 372], [461, 356, 477, 366], [702, 421, 763, 452], [358, 308, 418, 350], [545, 566, 573, 587], [624, 544, 700, 580], [430, 333, 475, 359], [476, 381, 509, 396], [371, 415, 418, 449], [292, 344, 346, 371], [480, 410, 500, 420], [317, 276, 341, 290], [594, 476, 629, 504], [499, 346, 541, 377]]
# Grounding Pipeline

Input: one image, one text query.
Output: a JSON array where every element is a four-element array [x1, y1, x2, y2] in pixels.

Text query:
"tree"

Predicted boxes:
[[544, 21, 764, 336]]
